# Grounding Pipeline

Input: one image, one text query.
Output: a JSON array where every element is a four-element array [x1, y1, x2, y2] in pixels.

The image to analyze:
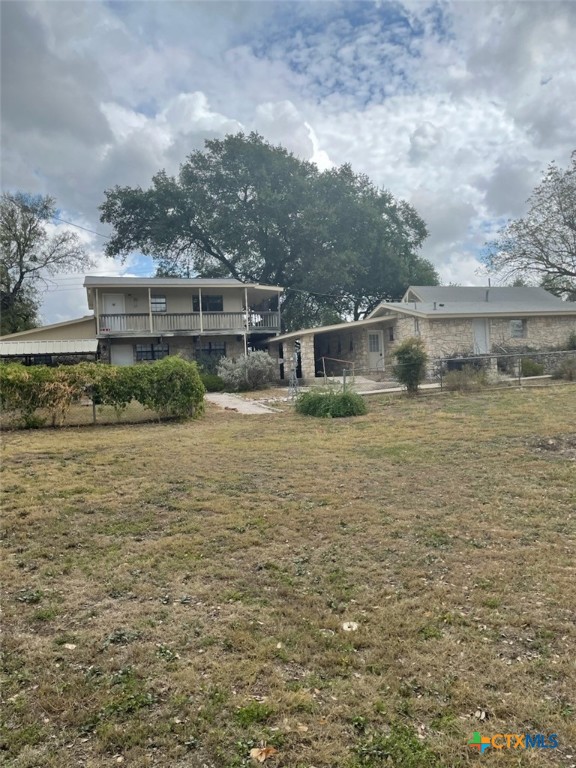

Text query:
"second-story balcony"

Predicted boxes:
[[98, 311, 280, 335]]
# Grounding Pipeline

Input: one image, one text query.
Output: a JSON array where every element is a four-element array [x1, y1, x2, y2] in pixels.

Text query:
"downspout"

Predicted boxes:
[[148, 287, 153, 333]]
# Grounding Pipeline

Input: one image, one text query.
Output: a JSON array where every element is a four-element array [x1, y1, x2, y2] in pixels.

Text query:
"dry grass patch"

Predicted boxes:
[[1, 386, 575, 767]]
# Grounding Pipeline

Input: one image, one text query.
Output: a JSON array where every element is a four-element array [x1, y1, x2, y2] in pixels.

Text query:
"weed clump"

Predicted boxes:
[[521, 358, 545, 377], [295, 389, 367, 418], [443, 365, 488, 392], [353, 722, 442, 767], [552, 357, 576, 381]]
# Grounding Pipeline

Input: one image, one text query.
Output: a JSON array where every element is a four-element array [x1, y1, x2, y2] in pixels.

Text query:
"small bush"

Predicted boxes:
[[552, 357, 576, 381], [139, 357, 205, 419], [443, 365, 488, 392], [392, 338, 427, 395], [217, 351, 277, 391], [521, 358, 545, 377], [295, 389, 367, 418], [200, 372, 226, 392]]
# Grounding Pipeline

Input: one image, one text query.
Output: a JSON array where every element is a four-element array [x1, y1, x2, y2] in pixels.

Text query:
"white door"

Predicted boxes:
[[368, 331, 384, 371], [102, 294, 125, 331], [110, 344, 133, 366], [473, 319, 489, 354]]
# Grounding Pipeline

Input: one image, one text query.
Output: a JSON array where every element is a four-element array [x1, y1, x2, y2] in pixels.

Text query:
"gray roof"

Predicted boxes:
[[380, 301, 576, 318], [404, 285, 565, 306], [83, 276, 283, 291], [0, 339, 99, 356]]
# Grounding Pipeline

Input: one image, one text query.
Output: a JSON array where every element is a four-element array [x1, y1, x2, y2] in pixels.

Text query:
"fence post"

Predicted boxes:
[[343, 368, 347, 392]]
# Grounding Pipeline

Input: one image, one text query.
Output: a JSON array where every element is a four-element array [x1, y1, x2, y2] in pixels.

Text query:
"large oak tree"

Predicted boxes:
[[100, 132, 437, 330]]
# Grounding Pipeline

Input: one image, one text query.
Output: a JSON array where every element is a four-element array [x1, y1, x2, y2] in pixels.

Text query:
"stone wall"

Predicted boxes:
[[417, 315, 576, 359], [489, 316, 576, 351]]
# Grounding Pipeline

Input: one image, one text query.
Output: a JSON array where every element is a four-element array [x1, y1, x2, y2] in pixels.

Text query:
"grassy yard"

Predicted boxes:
[[1, 386, 575, 768]]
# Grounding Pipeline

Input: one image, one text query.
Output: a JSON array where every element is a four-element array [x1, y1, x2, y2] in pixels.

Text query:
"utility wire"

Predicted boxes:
[[52, 215, 110, 240]]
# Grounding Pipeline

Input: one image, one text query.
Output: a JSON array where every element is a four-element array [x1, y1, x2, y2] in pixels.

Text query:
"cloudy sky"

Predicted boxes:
[[2, 0, 575, 324]]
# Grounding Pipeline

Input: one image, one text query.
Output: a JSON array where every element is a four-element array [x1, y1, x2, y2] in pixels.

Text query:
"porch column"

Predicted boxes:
[[283, 339, 296, 379], [148, 288, 153, 333], [198, 288, 203, 332], [95, 288, 100, 335], [300, 333, 316, 382], [244, 286, 250, 334]]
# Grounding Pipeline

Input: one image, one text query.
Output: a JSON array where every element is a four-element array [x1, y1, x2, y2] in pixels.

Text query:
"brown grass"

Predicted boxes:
[[1, 387, 575, 767]]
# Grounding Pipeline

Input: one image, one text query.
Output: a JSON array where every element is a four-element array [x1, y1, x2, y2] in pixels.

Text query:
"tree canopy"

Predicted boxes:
[[0, 193, 90, 334], [100, 132, 437, 330], [485, 151, 576, 299]]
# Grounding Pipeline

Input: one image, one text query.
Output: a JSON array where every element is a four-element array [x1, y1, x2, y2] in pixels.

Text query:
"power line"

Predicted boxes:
[[52, 215, 110, 240]]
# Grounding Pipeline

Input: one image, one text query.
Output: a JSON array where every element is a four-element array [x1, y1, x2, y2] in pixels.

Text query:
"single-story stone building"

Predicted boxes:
[[266, 286, 576, 382]]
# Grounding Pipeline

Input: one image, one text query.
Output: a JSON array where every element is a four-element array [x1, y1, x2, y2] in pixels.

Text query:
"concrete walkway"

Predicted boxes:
[[205, 392, 280, 414]]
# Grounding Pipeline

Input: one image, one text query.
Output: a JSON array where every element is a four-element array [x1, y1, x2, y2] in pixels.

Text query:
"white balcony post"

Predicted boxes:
[[244, 287, 249, 333], [95, 288, 100, 335], [148, 288, 153, 333], [198, 288, 203, 332]]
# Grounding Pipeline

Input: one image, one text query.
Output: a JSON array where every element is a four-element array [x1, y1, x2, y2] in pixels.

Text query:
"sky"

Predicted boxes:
[[1, 0, 575, 324]]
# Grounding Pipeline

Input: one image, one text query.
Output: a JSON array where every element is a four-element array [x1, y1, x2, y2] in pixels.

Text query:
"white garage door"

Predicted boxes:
[[110, 344, 134, 366]]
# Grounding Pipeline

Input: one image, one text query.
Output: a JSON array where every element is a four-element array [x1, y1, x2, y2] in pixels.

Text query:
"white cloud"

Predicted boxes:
[[1, 0, 575, 323]]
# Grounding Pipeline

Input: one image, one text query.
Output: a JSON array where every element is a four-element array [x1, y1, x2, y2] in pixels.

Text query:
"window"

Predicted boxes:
[[349, 336, 354, 352], [414, 318, 420, 335], [388, 327, 395, 342], [192, 294, 223, 312], [135, 343, 169, 361], [510, 319, 527, 339], [150, 295, 167, 313], [196, 342, 226, 358]]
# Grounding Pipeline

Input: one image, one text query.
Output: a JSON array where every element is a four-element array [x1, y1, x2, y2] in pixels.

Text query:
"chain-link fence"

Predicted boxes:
[[0, 397, 182, 430], [318, 349, 576, 392]]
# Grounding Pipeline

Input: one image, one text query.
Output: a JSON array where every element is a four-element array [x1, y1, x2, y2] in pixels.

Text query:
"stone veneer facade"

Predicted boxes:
[[268, 312, 576, 383]]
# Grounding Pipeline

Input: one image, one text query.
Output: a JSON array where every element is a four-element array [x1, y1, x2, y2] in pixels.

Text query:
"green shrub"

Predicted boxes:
[[217, 351, 277, 391], [295, 389, 367, 418], [443, 365, 488, 392], [552, 357, 576, 381], [521, 358, 545, 377], [200, 372, 226, 392], [139, 357, 205, 418], [0, 357, 205, 427], [392, 338, 428, 395]]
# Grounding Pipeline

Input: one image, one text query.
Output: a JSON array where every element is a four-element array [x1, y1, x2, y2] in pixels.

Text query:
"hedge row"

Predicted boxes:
[[0, 357, 205, 428]]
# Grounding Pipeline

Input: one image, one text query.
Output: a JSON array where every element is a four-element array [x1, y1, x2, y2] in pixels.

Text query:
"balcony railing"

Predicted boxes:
[[98, 312, 280, 334]]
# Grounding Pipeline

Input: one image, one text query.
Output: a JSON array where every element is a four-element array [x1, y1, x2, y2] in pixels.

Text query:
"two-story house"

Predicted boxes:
[[85, 277, 283, 365], [0, 277, 283, 366]]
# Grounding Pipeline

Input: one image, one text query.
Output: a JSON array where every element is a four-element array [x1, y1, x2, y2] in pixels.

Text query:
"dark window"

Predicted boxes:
[[337, 336, 342, 355], [349, 336, 354, 352], [197, 342, 226, 357], [151, 295, 167, 313], [388, 327, 395, 342], [510, 319, 527, 338], [192, 295, 223, 312], [135, 343, 169, 361]]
